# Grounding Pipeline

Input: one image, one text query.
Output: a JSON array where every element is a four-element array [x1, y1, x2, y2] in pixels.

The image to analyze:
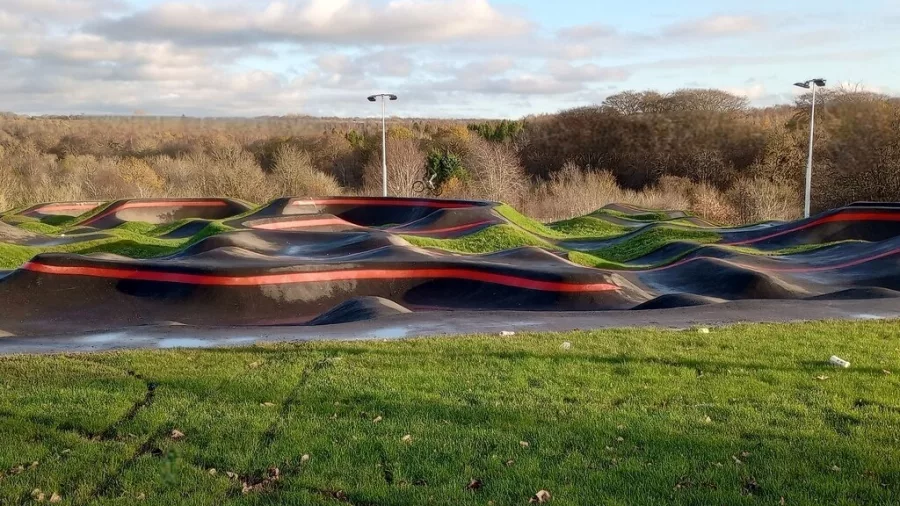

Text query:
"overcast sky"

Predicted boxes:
[[0, 0, 897, 118]]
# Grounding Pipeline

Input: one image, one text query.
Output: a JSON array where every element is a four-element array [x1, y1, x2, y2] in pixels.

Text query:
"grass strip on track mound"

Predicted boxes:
[[587, 227, 721, 263], [0, 320, 897, 505], [548, 216, 628, 238], [403, 224, 554, 253], [593, 208, 675, 222], [0, 221, 234, 269], [495, 204, 571, 239]]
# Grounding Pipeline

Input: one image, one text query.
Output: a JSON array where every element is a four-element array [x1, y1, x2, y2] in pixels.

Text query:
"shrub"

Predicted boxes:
[[118, 157, 165, 197], [688, 182, 735, 225], [314, 133, 368, 188], [467, 120, 524, 143], [526, 165, 624, 219], [148, 155, 200, 197], [426, 150, 467, 186], [727, 177, 801, 223], [196, 146, 268, 202], [465, 138, 527, 204], [270, 144, 342, 197]]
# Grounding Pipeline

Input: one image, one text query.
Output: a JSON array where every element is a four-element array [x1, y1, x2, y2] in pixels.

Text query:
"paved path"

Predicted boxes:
[[2, 298, 897, 355]]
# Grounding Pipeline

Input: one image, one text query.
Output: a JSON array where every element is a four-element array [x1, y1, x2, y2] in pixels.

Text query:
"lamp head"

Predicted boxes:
[[367, 94, 399, 102], [794, 78, 826, 89]]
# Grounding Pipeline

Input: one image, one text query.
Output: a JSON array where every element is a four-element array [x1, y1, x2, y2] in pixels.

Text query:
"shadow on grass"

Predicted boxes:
[[261, 343, 891, 375]]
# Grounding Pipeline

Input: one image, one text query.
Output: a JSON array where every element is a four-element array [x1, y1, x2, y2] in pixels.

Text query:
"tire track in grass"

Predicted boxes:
[[75, 355, 263, 501], [0, 358, 151, 444], [91, 370, 157, 441], [227, 352, 336, 499], [0, 357, 157, 504]]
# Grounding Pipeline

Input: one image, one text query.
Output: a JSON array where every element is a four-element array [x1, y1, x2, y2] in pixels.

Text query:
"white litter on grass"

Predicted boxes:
[[829, 356, 851, 368], [499, 331, 516, 337], [697, 328, 710, 334], [560, 341, 572, 350]]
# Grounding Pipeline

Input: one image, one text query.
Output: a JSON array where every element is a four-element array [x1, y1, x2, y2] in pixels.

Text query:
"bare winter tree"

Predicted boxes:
[[602, 91, 665, 115], [659, 89, 749, 113], [466, 138, 527, 204], [270, 144, 342, 197], [363, 138, 425, 197]]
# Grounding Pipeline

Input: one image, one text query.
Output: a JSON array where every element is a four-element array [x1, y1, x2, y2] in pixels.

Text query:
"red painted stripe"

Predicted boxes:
[[21, 262, 620, 293], [726, 211, 900, 246], [391, 220, 496, 235], [291, 198, 474, 209], [25, 203, 101, 215], [79, 200, 231, 226], [637, 246, 900, 274], [250, 218, 360, 230]]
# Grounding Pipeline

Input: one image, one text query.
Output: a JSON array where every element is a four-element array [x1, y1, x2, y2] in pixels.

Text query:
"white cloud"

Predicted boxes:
[[545, 61, 630, 83], [557, 23, 620, 41], [662, 15, 765, 37], [0, 0, 894, 117], [0, 11, 24, 31], [89, 0, 532, 46], [0, 0, 126, 21], [725, 82, 767, 100]]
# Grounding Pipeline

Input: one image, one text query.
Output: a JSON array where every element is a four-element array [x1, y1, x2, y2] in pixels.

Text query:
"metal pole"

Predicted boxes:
[[381, 97, 387, 197], [804, 84, 817, 218]]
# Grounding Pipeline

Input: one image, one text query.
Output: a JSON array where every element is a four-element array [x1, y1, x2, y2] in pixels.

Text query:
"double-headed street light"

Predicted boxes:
[[793, 78, 826, 218], [367, 93, 398, 197]]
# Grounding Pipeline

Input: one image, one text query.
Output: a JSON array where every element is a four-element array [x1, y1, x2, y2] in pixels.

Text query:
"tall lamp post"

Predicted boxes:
[[793, 78, 826, 218], [367, 94, 398, 197]]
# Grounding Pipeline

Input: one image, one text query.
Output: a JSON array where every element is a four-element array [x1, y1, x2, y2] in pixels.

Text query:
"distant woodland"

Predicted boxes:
[[2, 87, 898, 223]]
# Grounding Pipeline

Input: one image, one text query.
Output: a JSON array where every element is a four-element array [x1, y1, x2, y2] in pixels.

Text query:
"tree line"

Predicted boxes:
[[1, 87, 898, 223]]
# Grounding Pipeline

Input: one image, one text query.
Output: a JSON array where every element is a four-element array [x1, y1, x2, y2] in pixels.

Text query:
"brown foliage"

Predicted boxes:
[[0, 89, 897, 222], [465, 138, 527, 205], [727, 177, 802, 223], [524, 164, 692, 221], [270, 144, 342, 197]]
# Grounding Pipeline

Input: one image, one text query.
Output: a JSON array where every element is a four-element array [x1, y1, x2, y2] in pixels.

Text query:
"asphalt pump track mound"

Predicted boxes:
[[0, 197, 898, 341]]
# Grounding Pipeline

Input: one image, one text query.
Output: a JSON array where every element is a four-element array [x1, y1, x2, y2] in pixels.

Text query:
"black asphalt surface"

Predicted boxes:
[[1, 197, 898, 347], [0, 298, 896, 355]]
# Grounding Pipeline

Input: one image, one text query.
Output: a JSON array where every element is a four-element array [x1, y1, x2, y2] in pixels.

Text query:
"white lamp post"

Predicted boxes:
[[793, 78, 826, 218], [367, 94, 398, 197]]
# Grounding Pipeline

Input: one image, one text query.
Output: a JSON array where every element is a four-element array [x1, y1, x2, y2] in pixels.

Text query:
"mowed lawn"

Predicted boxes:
[[1, 321, 898, 505]]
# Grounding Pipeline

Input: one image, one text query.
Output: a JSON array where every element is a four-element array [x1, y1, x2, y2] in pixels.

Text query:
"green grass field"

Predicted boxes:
[[1, 320, 898, 505]]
